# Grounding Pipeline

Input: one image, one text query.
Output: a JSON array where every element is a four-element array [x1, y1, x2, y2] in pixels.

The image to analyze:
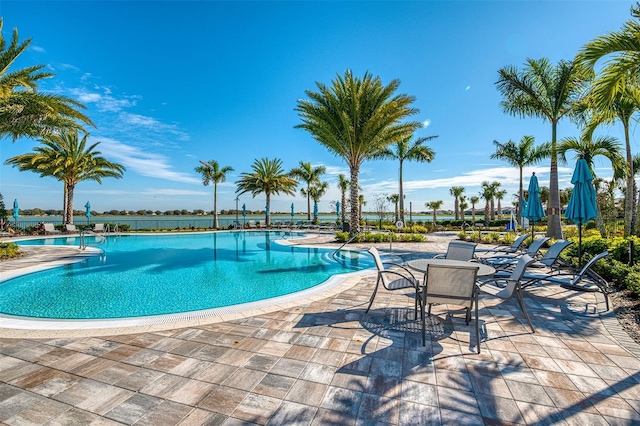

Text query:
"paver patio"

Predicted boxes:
[[0, 232, 639, 425]]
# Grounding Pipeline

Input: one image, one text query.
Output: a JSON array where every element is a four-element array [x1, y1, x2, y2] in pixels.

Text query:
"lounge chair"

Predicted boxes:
[[434, 240, 477, 261], [65, 224, 78, 233], [478, 254, 538, 333], [421, 262, 480, 351], [366, 247, 421, 318], [475, 233, 531, 256], [273, 220, 282, 228], [519, 251, 610, 311], [258, 220, 266, 228], [492, 240, 573, 272], [93, 223, 105, 233], [247, 220, 257, 229], [43, 223, 61, 235], [479, 237, 550, 269]]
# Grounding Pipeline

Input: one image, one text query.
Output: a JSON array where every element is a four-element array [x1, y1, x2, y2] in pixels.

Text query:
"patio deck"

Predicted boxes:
[[0, 233, 639, 425]]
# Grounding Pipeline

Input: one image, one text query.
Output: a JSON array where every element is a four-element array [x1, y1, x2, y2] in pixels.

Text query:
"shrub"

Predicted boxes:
[[0, 242, 20, 259]]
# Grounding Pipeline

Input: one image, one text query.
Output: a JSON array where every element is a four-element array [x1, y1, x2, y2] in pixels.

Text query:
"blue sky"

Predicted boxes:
[[0, 1, 636, 214]]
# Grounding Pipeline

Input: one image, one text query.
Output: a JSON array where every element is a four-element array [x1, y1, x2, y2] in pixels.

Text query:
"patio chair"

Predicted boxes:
[[366, 247, 421, 319], [492, 240, 573, 272], [273, 220, 282, 228], [434, 240, 477, 261], [43, 223, 61, 235], [65, 224, 78, 233], [247, 220, 257, 229], [93, 223, 105, 233], [475, 233, 531, 256], [478, 254, 538, 333], [421, 262, 480, 351]]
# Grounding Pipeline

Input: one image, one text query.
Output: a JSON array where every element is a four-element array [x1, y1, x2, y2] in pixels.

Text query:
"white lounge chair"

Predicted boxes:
[[93, 223, 105, 233], [65, 224, 78, 233], [43, 223, 61, 235], [247, 220, 257, 229]]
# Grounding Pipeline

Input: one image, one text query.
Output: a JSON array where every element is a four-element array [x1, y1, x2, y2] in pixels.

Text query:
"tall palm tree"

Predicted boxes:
[[4, 130, 125, 223], [496, 57, 592, 238], [236, 158, 297, 227], [470, 195, 480, 223], [388, 194, 400, 222], [449, 186, 465, 221], [289, 161, 326, 220], [0, 19, 93, 141], [337, 174, 350, 225], [490, 136, 550, 224], [373, 134, 437, 222], [489, 182, 501, 221], [558, 132, 625, 237], [194, 160, 234, 229], [459, 196, 468, 222], [308, 182, 329, 223], [425, 200, 443, 225], [296, 70, 421, 233]]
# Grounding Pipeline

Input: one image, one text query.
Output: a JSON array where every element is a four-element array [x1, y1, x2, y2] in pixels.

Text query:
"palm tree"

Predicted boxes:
[[449, 186, 465, 221], [296, 70, 421, 233], [490, 136, 550, 224], [289, 161, 326, 220], [308, 182, 329, 223], [358, 194, 366, 225], [388, 194, 400, 222], [496, 57, 592, 238], [194, 160, 234, 229], [337, 174, 350, 225], [459, 196, 468, 222], [235, 157, 298, 227], [480, 181, 495, 226], [558, 132, 625, 237], [373, 134, 436, 223], [4, 130, 125, 224], [425, 200, 443, 225], [470, 196, 480, 223], [495, 189, 507, 219], [0, 19, 93, 141]]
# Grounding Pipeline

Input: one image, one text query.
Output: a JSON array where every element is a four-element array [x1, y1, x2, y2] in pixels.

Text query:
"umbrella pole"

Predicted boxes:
[[578, 221, 582, 268]]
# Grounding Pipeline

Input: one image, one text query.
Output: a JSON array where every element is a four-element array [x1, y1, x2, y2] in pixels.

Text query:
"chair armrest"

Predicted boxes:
[[381, 262, 419, 281]]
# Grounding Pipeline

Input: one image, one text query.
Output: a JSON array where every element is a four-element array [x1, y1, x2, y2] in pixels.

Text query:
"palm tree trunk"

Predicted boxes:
[[484, 202, 490, 226], [307, 190, 311, 221], [518, 166, 523, 226], [398, 160, 405, 223], [472, 204, 476, 222], [213, 184, 218, 229], [65, 184, 75, 225], [265, 193, 271, 227], [454, 198, 459, 221], [350, 168, 359, 233], [625, 122, 633, 237], [547, 122, 563, 239], [62, 183, 68, 224]]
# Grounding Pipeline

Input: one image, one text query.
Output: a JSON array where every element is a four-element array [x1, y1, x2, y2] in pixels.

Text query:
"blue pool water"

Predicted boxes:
[[4, 232, 372, 319]]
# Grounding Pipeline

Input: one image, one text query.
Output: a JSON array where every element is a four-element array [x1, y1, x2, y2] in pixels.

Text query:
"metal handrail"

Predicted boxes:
[[79, 229, 106, 250], [332, 231, 361, 261]]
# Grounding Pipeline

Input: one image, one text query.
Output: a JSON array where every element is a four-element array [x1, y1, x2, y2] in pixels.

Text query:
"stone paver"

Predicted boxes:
[[0, 232, 639, 424]]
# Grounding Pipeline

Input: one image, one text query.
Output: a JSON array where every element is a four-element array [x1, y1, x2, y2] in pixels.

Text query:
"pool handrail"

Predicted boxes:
[[79, 229, 106, 250]]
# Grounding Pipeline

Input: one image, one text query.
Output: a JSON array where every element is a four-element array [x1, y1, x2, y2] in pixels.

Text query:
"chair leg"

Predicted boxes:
[[366, 277, 381, 314], [474, 295, 480, 354], [421, 291, 426, 346], [516, 290, 535, 333], [465, 307, 471, 325]]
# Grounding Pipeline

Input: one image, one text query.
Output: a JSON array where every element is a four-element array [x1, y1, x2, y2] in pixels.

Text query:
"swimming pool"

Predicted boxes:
[[4, 232, 372, 320]]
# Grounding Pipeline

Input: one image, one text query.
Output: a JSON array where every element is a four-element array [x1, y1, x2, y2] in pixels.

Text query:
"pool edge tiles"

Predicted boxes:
[[0, 269, 371, 338]]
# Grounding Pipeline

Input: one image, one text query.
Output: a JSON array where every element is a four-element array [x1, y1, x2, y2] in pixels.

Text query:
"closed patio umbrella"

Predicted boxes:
[[242, 203, 246, 227], [313, 202, 318, 222], [85, 201, 91, 225], [522, 172, 545, 237], [12, 199, 18, 225], [565, 158, 597, 267]]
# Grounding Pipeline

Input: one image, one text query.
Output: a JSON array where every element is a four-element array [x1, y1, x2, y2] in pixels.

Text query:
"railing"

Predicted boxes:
[[79, 230, 106, 250]]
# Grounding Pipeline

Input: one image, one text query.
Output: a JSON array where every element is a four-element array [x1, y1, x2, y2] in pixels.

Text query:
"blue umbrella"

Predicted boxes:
[[12, 199, 18, 224], [565, 158, 598, 267], [242, 203, 246, 227], [290, 203, 295, 218], [336, 201, 340, 220], [313, 202, 318, 222], [522, 172, 545, 237], [85, 201, 91, 225]]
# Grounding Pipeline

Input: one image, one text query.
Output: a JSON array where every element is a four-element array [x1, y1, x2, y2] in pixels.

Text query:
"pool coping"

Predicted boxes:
[[0, 231, 373, 338]]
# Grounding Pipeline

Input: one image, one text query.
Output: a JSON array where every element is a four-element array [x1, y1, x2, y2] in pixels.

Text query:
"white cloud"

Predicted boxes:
[[68, 87, 137, 112], [96, 137, 201, 185], [423, 119, 431, 128], [141, 189, 209, 196]]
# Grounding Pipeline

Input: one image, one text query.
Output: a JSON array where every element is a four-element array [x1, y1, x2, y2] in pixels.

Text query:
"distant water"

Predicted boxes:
[[14, 213, 458, 230]]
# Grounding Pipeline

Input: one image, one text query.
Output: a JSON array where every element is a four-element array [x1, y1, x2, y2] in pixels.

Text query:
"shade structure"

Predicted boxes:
[[565, 158, 598, 267], [522, 172, 545, 236], [12, 199, 18, 223]]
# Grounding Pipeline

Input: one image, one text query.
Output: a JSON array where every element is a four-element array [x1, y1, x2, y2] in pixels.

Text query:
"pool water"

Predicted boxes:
[[4, 232, 372, 319]]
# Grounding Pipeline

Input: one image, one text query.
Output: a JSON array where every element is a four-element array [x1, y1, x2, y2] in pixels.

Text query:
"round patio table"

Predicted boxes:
[[406, 258, 496, 277]]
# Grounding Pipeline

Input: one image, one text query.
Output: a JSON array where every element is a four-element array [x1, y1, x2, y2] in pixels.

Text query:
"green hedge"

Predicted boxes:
[[335, 231, 425, 243], [0, 242, 20, 259]]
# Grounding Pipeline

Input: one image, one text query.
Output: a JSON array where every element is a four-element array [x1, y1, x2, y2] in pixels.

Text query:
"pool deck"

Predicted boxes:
[[0, 232, 639, 424]]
